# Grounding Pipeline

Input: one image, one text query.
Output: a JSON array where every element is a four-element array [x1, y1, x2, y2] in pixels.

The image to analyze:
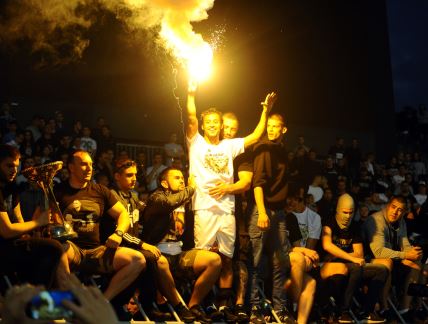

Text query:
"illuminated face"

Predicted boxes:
[[163, 169, 185, 192], [223, 118, 239, 139], [69, 151, 93, 183], [115, 166, 137, 192], [126, 297, 138, 315], [202, 113, 222, 139], [386, 200, 406, 224], [0, 157, 19, 182], [267, 118, 286, 141]]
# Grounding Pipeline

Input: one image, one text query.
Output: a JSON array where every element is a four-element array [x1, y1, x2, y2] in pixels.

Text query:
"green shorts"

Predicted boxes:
[[163, 249, 199, 280], [66, 241, 115, 274]]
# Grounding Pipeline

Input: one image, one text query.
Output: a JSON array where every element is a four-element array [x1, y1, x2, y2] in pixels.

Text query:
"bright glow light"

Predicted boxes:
[[187, 43, 213, 83], [160, 20, 214, 85]]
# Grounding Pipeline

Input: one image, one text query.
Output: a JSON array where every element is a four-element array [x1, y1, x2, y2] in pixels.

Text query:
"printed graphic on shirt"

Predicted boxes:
[[204, 150, 229, 174], [332, 234, 353, 251], [64, 199, 101, 234], [298, 223, 309, 245]]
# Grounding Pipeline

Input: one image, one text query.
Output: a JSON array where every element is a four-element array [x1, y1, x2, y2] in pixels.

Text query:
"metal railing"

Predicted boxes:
[[116, 142, 164, 163]]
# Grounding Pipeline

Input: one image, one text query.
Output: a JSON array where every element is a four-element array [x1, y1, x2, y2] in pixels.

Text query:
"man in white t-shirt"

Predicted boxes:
[[186, 81, 276, 320], [289, 193, 322, 250]]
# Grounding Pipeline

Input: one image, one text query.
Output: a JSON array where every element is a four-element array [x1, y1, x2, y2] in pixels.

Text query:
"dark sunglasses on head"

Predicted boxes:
[[115, 160, 136, 173]]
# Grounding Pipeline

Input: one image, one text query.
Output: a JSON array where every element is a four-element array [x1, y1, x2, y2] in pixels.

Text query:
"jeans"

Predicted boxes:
[[247, 203, 291, 311], [343, 263, 388, 312]]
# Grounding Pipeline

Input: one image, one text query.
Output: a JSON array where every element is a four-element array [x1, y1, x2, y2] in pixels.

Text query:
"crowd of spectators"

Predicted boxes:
[[1, 100, 428, 323]]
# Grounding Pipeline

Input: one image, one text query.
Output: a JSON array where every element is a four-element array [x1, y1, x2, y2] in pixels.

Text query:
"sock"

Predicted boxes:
[[217, 288, 233, 307]]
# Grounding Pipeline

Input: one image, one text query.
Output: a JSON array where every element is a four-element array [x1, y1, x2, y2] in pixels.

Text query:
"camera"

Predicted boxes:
[[27, 290, 76, 320]]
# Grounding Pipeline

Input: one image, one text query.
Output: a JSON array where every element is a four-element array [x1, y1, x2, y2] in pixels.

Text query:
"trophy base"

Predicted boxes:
[[47, 225, 78, 242]]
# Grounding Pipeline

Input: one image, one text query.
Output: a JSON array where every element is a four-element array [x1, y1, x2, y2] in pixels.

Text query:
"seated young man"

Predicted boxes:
[[288, 192, 322, 250], [142, 167, 222, 324], [364, 195, 423, 321], [286, 211, 319, 324], [110, 158, 197, 322], [0, 144, 69, 289], [320, 193, 387, 323], [54, 150, 146, 302]]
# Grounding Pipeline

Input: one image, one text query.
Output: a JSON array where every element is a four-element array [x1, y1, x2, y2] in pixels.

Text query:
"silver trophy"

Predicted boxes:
[[21, 161, 77, 242]]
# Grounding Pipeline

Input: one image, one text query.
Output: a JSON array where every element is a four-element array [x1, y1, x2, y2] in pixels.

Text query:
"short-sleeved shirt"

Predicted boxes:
[[54, 182, 117, 249], [234, 149, 254, 225], [322, 215, 362, 261], [187, 133, 244, 213], [0, 182, 20, 245], [293, 207, 322, 247]]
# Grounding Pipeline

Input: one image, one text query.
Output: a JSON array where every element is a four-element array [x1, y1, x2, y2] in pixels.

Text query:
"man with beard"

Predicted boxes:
[[364, 195, 423, 322], [111, 159, 196, 322], [142, 167, 222, 323]]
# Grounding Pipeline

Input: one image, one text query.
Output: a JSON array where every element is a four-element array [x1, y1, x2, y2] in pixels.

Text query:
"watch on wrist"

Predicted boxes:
[[115, 230, 124, 237]]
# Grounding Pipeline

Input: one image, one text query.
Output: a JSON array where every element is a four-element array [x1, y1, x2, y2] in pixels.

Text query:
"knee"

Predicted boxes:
[[157, 255, 169, 270], [337, 263, 349, 275], [290, 251, 305, 268], [209, 253, 222, 270], [131, 251, 146, 271], [373, 258, 393, 272]]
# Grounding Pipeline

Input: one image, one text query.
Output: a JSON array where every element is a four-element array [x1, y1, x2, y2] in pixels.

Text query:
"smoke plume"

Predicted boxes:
[[0, 0, 215, 68]]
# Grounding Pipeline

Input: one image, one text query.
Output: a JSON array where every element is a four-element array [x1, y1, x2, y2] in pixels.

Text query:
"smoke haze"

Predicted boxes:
[[0, 0, 214, 68]]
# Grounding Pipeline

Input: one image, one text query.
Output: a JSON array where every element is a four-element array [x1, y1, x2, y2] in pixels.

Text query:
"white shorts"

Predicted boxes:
[[194, 207, 236, 258]]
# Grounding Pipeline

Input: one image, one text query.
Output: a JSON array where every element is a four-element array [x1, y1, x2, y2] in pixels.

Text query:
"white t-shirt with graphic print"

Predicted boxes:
[[293, 206, 322, 247], [187, 133, 245, 213]]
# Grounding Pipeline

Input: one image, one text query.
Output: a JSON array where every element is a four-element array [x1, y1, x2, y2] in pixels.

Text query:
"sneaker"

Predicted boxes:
[[360, 312, 386, 323], [147, 309, 174, 322], [277, 307, 297, 324], [250, 305, 266, 324], [400, 310, 416, 324], [378, 309, 395, 322], [174, 303, 196, 323], [234, 304, 249, 323], [205, 304, 224, 322], [220, 305, 239, 323], [338, 310, 355, 323], [189, 304, 212, 324], [414, 307, 428, 321]]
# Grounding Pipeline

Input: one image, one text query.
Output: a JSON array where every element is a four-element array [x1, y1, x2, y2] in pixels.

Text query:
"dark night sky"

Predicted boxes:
[[0, 0, 425, 149], [387, 0, 428, 111]]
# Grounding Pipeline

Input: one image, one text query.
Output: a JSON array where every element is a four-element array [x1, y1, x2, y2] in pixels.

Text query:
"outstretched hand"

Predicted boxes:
[[261, 91, 278, 113]]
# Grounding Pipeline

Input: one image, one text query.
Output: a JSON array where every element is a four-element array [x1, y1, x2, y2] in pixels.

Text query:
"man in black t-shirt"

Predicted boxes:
[[0, 144, 67, 289], [321, 194, 387, 323], [55, 150, 146, 301], [211, 112, 253, 321]]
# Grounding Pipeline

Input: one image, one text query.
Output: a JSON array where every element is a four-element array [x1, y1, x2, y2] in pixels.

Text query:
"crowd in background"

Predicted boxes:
[[1, 100, 428, 323]]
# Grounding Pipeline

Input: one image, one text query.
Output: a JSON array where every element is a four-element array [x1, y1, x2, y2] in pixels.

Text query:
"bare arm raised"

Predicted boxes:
[[244, 92, 277, 148], [186, 81, 199, 140]]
